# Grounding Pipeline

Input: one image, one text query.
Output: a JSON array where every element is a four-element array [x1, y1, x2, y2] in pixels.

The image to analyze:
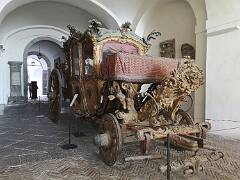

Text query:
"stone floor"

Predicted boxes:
[[0, 103, 240, 179]]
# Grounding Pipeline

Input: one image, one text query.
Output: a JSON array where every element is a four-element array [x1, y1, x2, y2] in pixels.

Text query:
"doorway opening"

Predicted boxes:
[[27, 55, 48, 100], [23, 40, 65, 101]]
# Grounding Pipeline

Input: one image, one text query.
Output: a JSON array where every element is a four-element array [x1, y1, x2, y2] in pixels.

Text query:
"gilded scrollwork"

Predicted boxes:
[[138, 59, 204, 125], [108, 81, 138, 124]]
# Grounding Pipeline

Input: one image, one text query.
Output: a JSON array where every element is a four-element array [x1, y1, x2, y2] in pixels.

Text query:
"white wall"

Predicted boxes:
[[0, 55, 9, 104], [206, 30, 240, 138], [205, 0, 240, 138], [206, 0, 240, 121], [206, 0, 240, 29], [136, 1, 196, 58], [206, 30, 240, 121]]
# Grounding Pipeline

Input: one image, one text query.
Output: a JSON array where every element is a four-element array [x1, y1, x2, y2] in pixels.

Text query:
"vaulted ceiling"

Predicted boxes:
[[0, 0, 205, 28]]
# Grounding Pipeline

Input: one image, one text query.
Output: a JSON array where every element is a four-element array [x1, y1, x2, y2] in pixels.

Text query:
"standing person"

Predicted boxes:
[[31, 81, 38, 99], [28, 83, 32, 98]]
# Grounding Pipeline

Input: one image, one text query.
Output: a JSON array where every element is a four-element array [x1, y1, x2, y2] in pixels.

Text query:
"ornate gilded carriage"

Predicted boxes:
[[48, 20, 210, 166]]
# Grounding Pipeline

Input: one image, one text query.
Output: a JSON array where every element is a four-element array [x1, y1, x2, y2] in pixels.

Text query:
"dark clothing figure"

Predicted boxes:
[[28, 83, 32, 98], [31, 81, 38, 99]]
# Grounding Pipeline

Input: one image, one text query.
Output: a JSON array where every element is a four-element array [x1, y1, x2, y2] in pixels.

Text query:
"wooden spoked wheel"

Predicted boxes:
[[175, 109, 194, 125], [98, 113, 122, 166], [140, 133, 151, 155], [48, 69, 62, 123]]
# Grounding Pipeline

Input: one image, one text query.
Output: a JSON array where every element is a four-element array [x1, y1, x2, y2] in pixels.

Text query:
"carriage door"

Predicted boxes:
[[81, 40, 98, 114]]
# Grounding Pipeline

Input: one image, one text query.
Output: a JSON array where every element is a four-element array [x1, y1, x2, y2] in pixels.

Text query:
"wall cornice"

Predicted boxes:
[[207, 20, 240, 37]]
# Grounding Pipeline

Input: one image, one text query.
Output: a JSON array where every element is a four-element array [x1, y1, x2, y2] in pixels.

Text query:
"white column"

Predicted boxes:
[[194, 24, 207, 123], [0, 45, 6, 104]]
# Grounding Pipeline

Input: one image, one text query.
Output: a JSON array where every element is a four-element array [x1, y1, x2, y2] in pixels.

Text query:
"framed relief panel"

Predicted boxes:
[[160, 39, 175, 58], [12, 72, 21, 86]]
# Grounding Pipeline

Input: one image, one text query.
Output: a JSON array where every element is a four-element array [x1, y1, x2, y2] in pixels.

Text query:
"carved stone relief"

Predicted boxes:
[[160, 39, 175, 58]]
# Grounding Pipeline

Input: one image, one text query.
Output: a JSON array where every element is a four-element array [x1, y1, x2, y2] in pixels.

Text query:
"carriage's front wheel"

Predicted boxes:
[[95, 113, 122, 166], [48, 69, 62, 123]]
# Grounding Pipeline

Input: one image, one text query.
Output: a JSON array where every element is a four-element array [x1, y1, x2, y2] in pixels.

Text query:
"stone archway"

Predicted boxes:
[[23, 37, 63, 98], [27, 52, 52, 96]]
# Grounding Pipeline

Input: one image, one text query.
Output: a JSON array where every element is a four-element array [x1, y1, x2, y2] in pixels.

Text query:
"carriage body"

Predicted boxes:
[[61, 25, 147, 117], [48, 20, 210, 166]]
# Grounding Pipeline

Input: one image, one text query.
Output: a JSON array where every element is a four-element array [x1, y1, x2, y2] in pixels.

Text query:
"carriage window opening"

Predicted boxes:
[[85, 57, 93, 75], [72, 44, 80, 76], [82, 40, 93, 76]]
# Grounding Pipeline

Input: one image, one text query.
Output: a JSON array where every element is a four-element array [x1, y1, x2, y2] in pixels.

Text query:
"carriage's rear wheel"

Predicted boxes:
[[48, 69, 62, 123], [96, 113, 122, 166]]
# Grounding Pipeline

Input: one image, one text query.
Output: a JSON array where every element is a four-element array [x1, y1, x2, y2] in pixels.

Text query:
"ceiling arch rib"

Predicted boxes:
[[2, 25, 69, 45], [0, 0, 120, 28]]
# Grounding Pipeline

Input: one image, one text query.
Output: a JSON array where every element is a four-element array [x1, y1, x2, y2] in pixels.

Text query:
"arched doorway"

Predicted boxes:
[[27, 54, 50, 99], [23, 39, 65, 100]]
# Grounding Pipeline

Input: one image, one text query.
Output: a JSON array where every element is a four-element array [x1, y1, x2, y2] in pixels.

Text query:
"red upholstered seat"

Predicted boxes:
[[101, 52, 180, 83]]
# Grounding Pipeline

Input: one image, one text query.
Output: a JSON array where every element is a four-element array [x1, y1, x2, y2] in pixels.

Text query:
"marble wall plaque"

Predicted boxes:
[[8, 61, 22, 98], [12, 71, 21, 86]]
